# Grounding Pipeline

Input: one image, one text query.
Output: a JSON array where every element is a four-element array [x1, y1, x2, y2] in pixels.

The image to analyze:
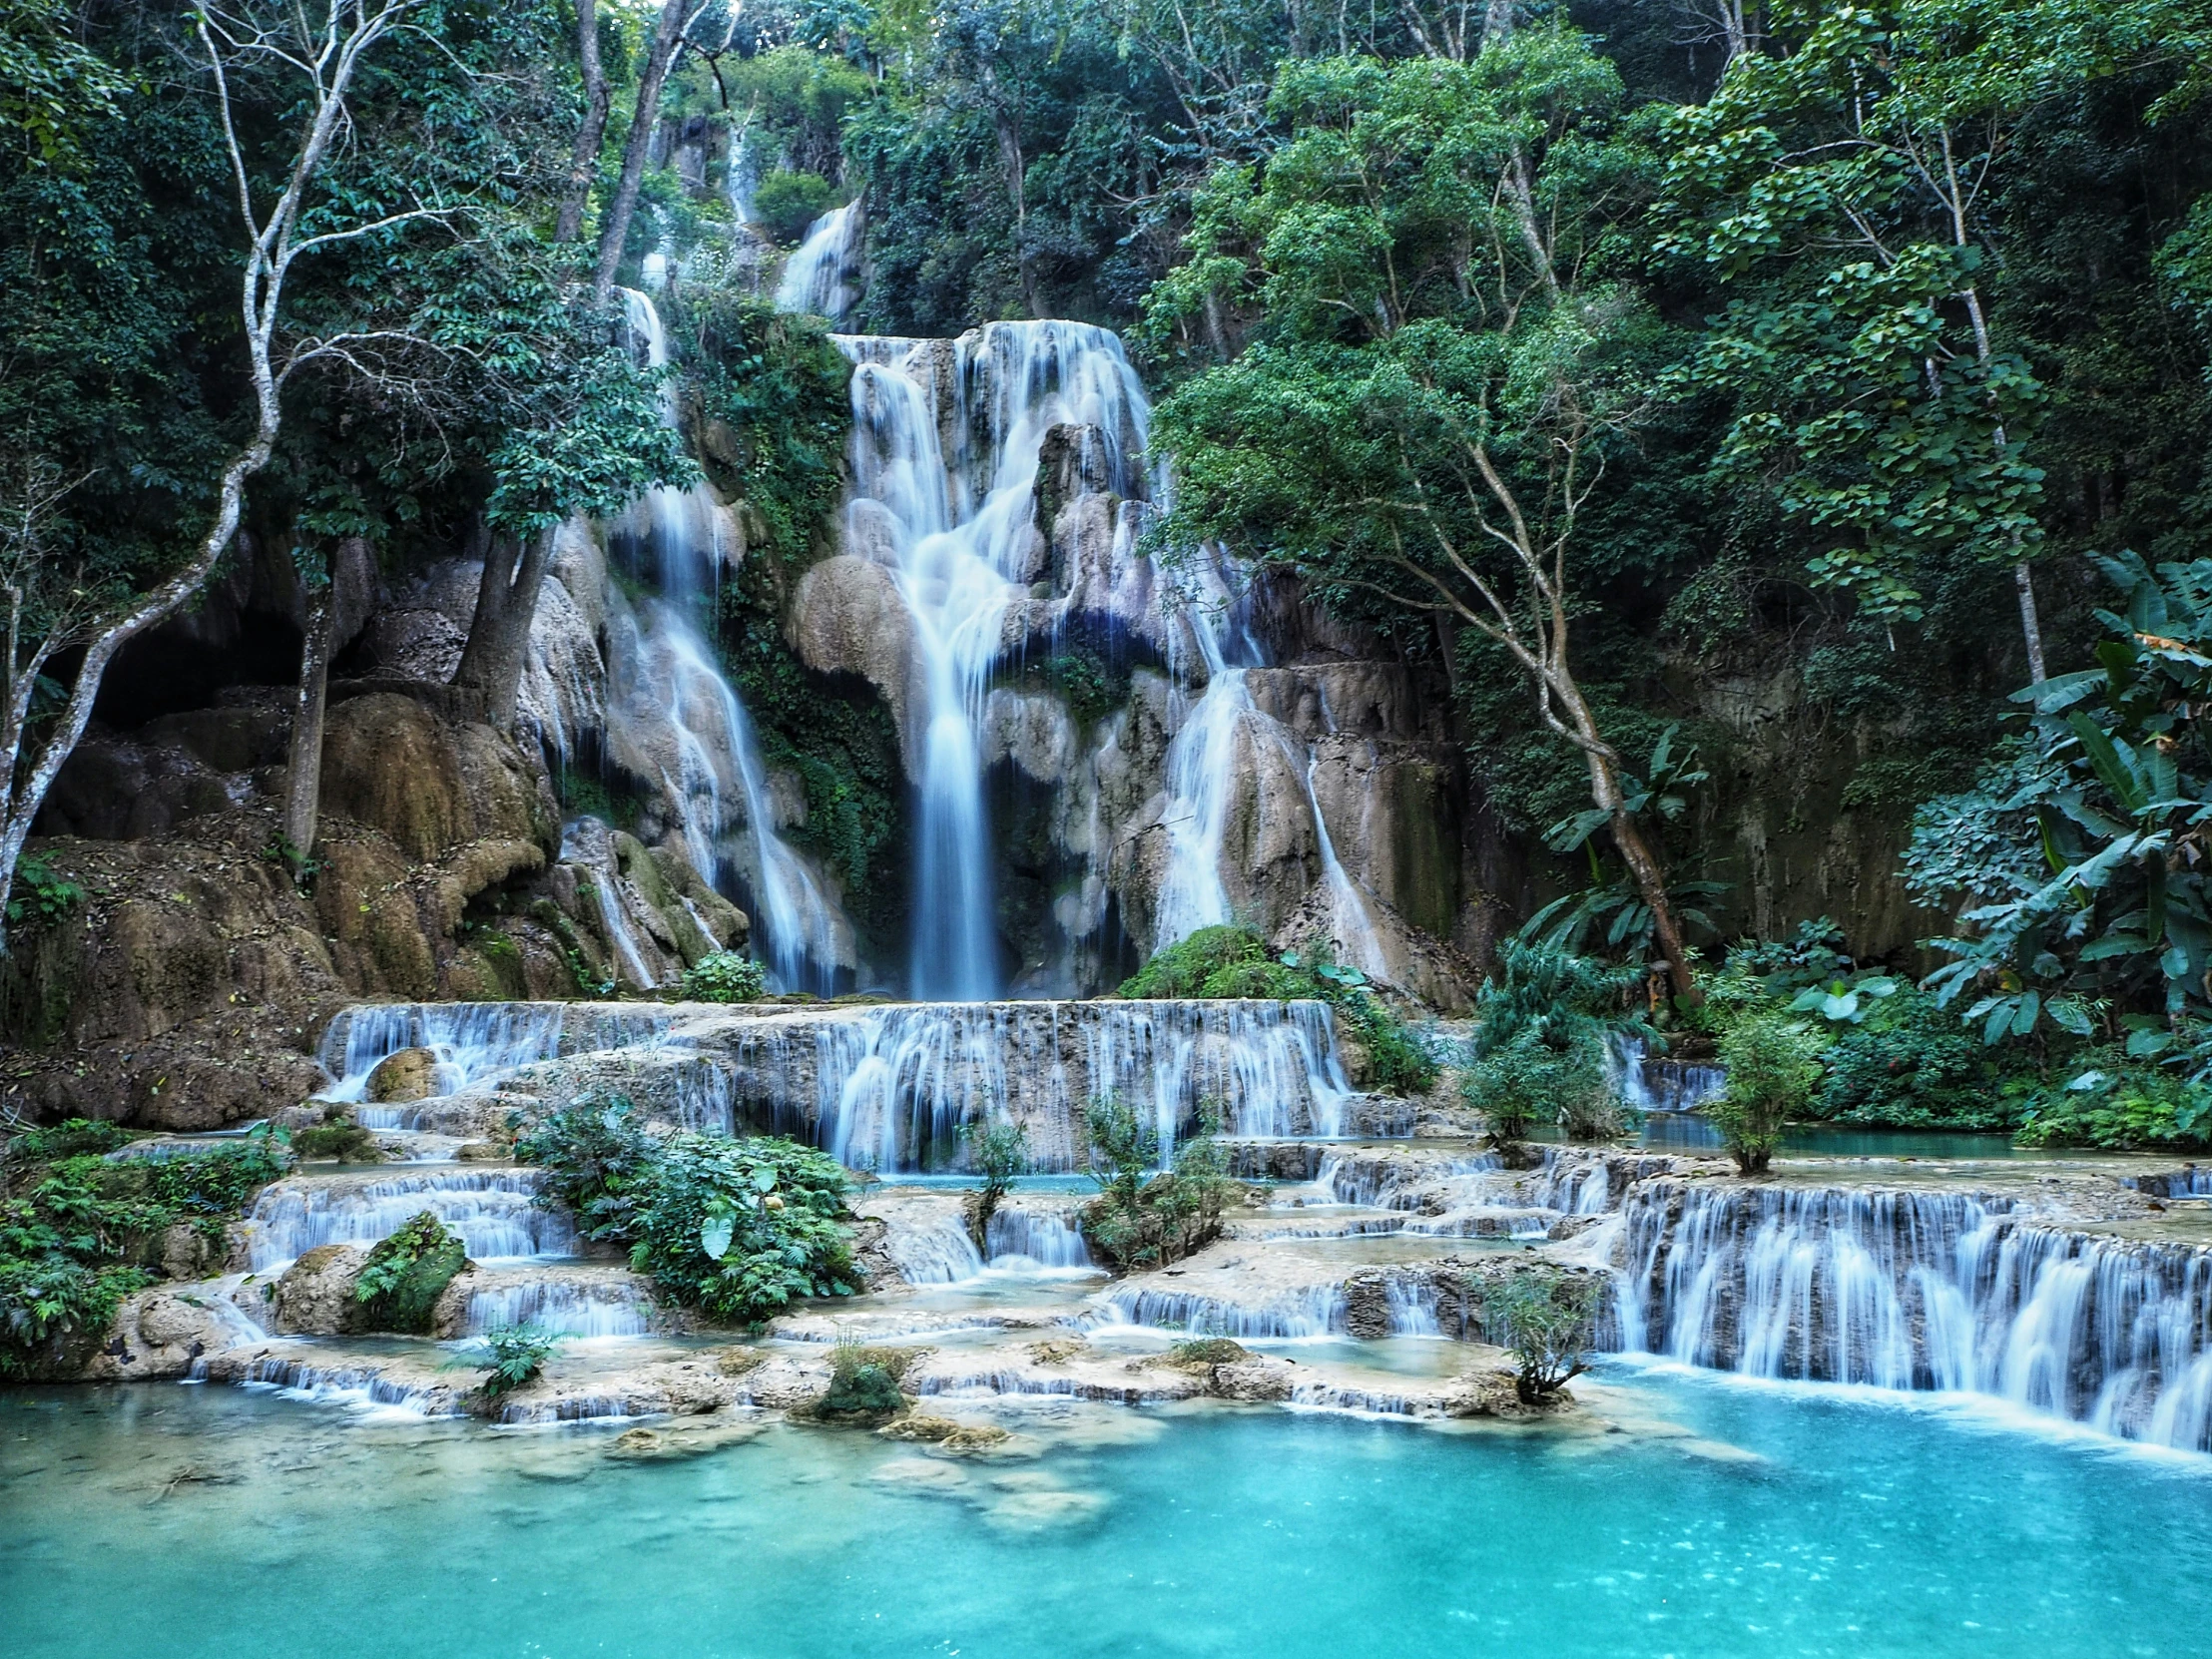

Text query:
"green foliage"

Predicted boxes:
[[1118, 926, 1436, 1093], [1166, 1338, 1251, 1368], [1486, 1268, 1602, 1404], [2013, 1057, 2212, 1151], [754, 171, 837, 245], [0, 1126, 289, 1375], [1711, 1014, 1826, 1174], [1908, 553, 2212, 1064], [820, 1340, 911, 1418], [292, 1109, 381, 1164], [353, 1212, 466, 1335], [514, 1095, 858, 1326], [452, 1323, 561, 1397], [1813, 992, 2011, 1132], [1079, 1094, 1233, 1270], [959, 1119, 1029, 1252], [682, 951, 768, 1003], [4, 854, 83, 929], [1463, 1028, 1617, 1144]]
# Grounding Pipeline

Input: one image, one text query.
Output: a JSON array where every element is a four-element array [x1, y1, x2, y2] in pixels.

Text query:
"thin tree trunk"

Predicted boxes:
[[451, 527, 556, 732], [2014, 560, 2047, 684], [1584, 748, 1700, 1006], [592, 0, 693, 300], [555, 0, 611, 244], [282, 560, 338, 862]]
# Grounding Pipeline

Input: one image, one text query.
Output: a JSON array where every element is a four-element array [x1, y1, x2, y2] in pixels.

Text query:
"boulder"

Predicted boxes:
[[1211, 1358, 1296, 1402], [367, 1046, 439, 1104], [271, 1243, 369, 1336], [318, 693, 558, 863], [788, 554, 916, 746]]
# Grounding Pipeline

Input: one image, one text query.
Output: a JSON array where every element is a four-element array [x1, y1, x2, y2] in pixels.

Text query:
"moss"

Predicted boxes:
[[353, 1212, 466, 1334], [1165, 1338, 1251, 1369]]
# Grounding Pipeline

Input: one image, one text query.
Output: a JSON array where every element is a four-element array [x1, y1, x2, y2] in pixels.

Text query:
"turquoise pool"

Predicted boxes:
[[4, 1366, 2205, 1658]]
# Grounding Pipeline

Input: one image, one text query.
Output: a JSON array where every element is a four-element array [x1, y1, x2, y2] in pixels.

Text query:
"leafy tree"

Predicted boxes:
[[1486, 1265, 1602, 1402], [959, 1119, 1029, 1251], [1711, 1011, 1824, 1172], [1146, 37, 1708, 1001], [1908, 551, 2212, 1069], [1466, 941, 1651, 1140]]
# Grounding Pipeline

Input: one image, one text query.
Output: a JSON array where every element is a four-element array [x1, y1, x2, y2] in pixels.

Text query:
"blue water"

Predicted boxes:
[[4, 1366, 2206, 1657]]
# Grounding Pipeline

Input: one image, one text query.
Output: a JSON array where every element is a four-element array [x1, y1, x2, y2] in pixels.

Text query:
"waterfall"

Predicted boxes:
[[777, 202, 863, 322], [726, 132, 756, 226], [318, 1003, 567, 1103], [689, 997, 1352, 1172], [245, 1169, 577, 1270], [609, 287, 850, 992], [1615, 1180, 2212, 1452], [463, 1275, 651, 1337], [1611, 1034, 1727, 1114], [827, 322, 1152, 997]]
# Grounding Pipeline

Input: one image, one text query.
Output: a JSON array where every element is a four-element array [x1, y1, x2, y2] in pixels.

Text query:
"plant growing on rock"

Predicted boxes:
[[682, 951, 769, 1003], [1079, 1095, 1235, 1270], [959, 1120, 1029, 1253], [1488, 1268, 1603, 1405], [1711, 1015, 1826, 1174], [515, 1095, 859, 1325], [0, 1124, 292, 1376], [816, 1338, 914, 1420], [354, 1212, 467, 1334], [452, 1323, 561, 1398]]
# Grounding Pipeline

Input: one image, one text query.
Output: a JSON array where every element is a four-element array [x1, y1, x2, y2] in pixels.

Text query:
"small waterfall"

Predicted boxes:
[[1615, 1180, 2212, 1452], [462, 1276, 651, 1338], [1097, 1281, 1348, 1340], [608, 287, 851, 992], [319, 1004, 567, 1102], [738, 999, 1351, 1172], [877, 1207, 987, 1285], [829, 322, 1151, 998], [1612, 1034, 1726, 1114], [727, 131, 757, 226], [986, 1204, 1093, 1271], [777, 201, 863, 322], [245, 1168, 576, 1270]]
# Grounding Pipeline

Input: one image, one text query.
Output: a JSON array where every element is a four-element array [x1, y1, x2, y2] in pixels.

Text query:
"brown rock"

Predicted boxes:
[[271, 1243, 369, 1335], [367, 1046, 438, 1104]]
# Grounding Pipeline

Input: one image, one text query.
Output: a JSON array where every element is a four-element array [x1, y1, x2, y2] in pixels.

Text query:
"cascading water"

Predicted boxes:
[[829, 322, 1151, 997], [245, 1169, 577, 1271], [777, 201, 863, 323], [609, 288, 849, 992], [1614, 1179, 2212, 1452]]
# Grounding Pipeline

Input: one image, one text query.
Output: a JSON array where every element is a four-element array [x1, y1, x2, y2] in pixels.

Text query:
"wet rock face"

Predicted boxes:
[[367, 1047, 439, 1104], [272, 1244, 370, 1336]]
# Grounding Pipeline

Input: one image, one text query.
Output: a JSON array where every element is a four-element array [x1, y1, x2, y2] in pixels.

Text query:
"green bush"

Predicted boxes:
[[1712, 1015, 1826, 1173], [292, 1109, 381, 1163], [515, 1095, 859, 1325], [1079, 1094, 1234, 1270], [1462, 1027, 1618, 1142], [453, 1323, 561, 1397], [1812, 988, 2007, 1131], [1118, 927, 1438, 1094], [683, 951, 769, 1003], [819, 1341, 912, 1418], [2014, 1060, 2212, 1152], [959, 1120, 1028, 1252], [0, 1128, 291, 1376], [354, 1211, 467, 1334], [1487, 1268, 1602, 1403], [755, 171, 836, 244]]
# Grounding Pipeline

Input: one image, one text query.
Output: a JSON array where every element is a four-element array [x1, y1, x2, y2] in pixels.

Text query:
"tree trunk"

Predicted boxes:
[[2013, 559, 2047, 684], [451, 527, 555, 733], [555, 0, 611, 244], [1585, 749, 1701, 1006], [282, 561, 337, 863], [592, 0, 693, 300]]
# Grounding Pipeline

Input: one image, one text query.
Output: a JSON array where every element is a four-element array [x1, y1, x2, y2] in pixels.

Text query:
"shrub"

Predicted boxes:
[[1116, 925, 1269, 999], [683, 951, 768, 1003], [515, 1095, 859, 1325], [1711, 1015, 1825, 1173], [453, 1323, 561, 1397], [755, 170, 835, 244], [1079, 1094, 1233, 1270], [293, 1109, 381, 1163], [1, 1128, 291, 1375], [820, 1340, 910, 1418], [354, 1211, 467, 1333], [959, 1120, 1028, 1253], [1462, 1027, 1618, 1142], [1487, 1268, 1602, 1403], [1813, 988, 2006, 1131], [2014, 1061, 2212, 1152]]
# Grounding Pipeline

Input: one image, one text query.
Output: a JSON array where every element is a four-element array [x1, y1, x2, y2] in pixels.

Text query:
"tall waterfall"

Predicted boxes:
[[777, 202, 863, 324], [611, 288, 849, 992], [832, 322, 1151, 997]]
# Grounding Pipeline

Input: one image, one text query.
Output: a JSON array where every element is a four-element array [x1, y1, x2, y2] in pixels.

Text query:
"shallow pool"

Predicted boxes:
[[4, 1366, 2206, 1658]]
